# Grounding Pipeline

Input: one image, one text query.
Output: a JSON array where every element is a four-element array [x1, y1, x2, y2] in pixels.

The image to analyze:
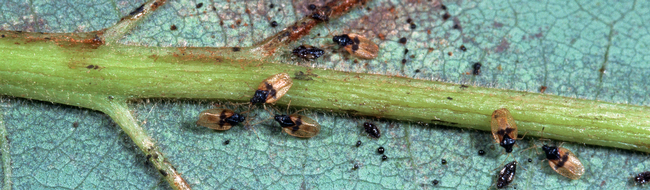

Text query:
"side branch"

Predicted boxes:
[[102, 0, 168, 44], [100, 99, 190, 190]]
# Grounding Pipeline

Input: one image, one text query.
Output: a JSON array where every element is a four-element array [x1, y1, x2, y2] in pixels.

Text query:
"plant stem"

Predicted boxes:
[[0, 33, 649, 154]]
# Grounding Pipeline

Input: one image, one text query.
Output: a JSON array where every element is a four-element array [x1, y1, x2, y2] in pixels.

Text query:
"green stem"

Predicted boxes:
[[100, 99, 190, 190], [0, 104, 12, 190], [1, 33, 649, 154]]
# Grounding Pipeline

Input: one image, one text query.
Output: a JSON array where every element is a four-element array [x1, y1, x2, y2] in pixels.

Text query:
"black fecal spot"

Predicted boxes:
[[269, 4, 275, 9], [542, 145, 561, 160], [442, 13, 451, 21], [472, 62, 482, 75], [404, 48, 409, 55], [447, 97, 453, 100], [212, 6, 216, 11], [129, 3, 146, 16], [351, 44, 359, 51], [353, 37, 360, 44], [460, 45, 467, 51], [441, 4, 447, 10], [232, 47, 241, 52], [86, 65, 95, 69], [410, 24, 417, 29], [399, 37, 407, 44], [401, 59, 406, 64], [224, 140, 230, 145], [406, 18, 412, 23], [363, 122, 381, 138], [225, 113, 245, 125], [196, 3, 203, 9], [415, 69, 420, 73], [453, 24, 460, 29], [500, 135, 516, 153], [333, 35, 353, 46], [432, 180, 439, 185], [250, 90, 269, 104], [270, 21, 278, 27], [274, 115, 295, 127], [72, 122, 79, 128], [460, 85, 469, 89], [159, 169, 168, 176], [308, 4, 317, 10], [170, 25, 177, 30], [1, 34, 5, 38]]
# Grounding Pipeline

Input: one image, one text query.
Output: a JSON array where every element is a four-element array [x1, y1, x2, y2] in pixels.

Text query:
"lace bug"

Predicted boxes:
[[274, 114, 321, 138], [292, 45, 325, 59], [250, 73, 293, 104], [363, 122, 381, 138], [542, 145, 585, 180], [332, 34, 379, 59], [196, 109, 245, 130], [496, 161, 517, 189], [491, 108, 518, 153]]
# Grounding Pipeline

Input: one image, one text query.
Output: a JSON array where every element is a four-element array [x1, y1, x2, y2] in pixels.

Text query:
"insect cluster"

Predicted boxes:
[[490, 108, 586, 188], [196, 73, 321, 138]]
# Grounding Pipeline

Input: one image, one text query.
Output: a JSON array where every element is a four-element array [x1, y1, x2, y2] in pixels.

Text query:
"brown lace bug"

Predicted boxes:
[[634, 171, 650, 185], [496, 161, 517, 189], [542, 145, 585, 180], [491, 108, 518, 153], [332, 34, 379, 59], [292, 45, 324, 59], [196, 109, 245, 130], [250, 73, 293, 104], [363, 122, 381, 138], [274, 114, 321, 138]]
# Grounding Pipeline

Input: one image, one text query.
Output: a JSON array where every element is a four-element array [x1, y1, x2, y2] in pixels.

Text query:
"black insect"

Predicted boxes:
[[460, 45, 467, 51], [527, 158, 532, 162], [224, 140, 230, 145], [270, 21, 278, 27], [441, 159, 447, 165], [377, 147, 385, 154], [382, 155, 388, 161], [478, 150, 485, 155], [634, 171, 650, 185], [497, 161, 517, 189], [356, 141, 362, 147], [472, 62, 482, 75], [432, 180, 439, 185], [352, 164, 359, 170], [332, 34, 354, 46], [363, 122, 381, 138], [292, 45, 324, 59]]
